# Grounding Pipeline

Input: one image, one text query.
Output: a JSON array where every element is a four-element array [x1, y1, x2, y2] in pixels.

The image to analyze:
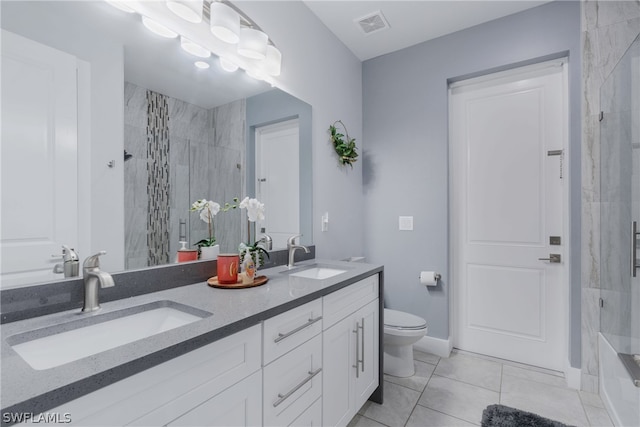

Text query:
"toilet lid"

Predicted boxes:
[[384, 309, 427, 329]]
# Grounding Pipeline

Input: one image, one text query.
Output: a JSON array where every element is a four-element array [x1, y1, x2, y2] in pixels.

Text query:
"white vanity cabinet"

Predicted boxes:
[[36, 324, 262, 427], [16, 272, 382, 427], [262, 299, 323, 426], [322, 275, 379, 427]]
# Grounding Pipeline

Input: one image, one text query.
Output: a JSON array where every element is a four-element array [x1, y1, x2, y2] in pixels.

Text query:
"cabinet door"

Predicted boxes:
[[354, 300, 379, 410], [168, 370, 262, 427], [288, 397, 322, 427], [322, 315, 355, 427]]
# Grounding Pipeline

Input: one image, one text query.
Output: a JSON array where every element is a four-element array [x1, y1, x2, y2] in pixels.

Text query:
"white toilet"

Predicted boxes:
[[383, 308, 428, 377]]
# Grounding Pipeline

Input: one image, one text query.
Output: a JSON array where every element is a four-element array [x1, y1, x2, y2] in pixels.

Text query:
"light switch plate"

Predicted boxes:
[[321, 212, 329, 232], [399, 216, 413, 231]]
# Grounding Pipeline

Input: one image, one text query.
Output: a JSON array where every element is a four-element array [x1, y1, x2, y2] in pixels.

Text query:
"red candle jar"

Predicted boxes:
[[217, 254, 239, 284]]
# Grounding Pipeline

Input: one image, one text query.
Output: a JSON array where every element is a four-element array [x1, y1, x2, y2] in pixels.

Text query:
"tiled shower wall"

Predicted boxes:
[[581, 0, 640, 393], [124, 82, 244, 269]]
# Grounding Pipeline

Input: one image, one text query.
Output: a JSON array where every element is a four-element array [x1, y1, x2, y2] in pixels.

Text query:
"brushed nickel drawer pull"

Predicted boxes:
[[273, 368, 322, 407], [274, 316, 322, 343]]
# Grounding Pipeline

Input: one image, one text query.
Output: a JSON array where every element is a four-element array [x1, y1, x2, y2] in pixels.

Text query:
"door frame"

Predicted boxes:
[[448, 58, 573, 379]]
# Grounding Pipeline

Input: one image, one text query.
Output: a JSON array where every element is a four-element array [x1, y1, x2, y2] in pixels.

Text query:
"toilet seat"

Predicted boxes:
[[384, 308, 427, 330]]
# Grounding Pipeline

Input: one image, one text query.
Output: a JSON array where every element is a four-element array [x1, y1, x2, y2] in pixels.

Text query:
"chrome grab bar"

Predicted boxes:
[[274, 316, 322, 343], [273, 368, 322, 407]]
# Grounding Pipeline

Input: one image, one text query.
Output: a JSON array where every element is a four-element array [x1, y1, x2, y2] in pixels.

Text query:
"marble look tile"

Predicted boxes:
[[124, 82, 147, 126], [579, 390, 605, 409], [346, 415, 387, 427], [596, 18, 640, 81], [581, 372, 599, 394], [581, 201, 601, 289], [213, 99, 246, 150], [581, 114, 601, 202], [502, 365, 566, 389], [385, 360, 436, 392], [582, 0, 599, 33], [433, 352, 502, 392], [584, 404, 614, 427], [500, 374, 588, 426], [582, 287, 601, 376], [360, 381, 421, 427], [419, 376, 499, 424], [413, 349, 440, 365], [124, 123, 147, 160], [406, 405, 477, 427], [595, 1, 640, 28]]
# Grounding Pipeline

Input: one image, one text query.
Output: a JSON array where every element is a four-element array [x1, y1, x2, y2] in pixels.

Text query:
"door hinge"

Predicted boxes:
[[599, 111, 604, 122], [599, 298, 604, 308]]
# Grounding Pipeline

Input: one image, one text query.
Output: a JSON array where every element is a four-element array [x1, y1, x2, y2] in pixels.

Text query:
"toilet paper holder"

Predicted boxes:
[[419, 271, 441, 286]]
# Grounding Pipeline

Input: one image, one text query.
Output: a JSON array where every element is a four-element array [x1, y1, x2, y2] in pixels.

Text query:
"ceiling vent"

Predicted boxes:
[[355, 10, 390, 35]]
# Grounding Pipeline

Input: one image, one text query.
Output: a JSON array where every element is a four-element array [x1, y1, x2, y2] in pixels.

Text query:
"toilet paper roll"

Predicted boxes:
[[420, 271, 439, 287]]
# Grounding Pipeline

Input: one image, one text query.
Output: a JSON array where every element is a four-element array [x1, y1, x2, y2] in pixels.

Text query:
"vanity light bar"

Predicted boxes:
[[104, 0, 281, 80]]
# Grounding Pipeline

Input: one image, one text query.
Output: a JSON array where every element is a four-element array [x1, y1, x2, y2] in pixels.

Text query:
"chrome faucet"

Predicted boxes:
[[287, 234, 310, 269], [260, 234, 273, 251], [82, 251, 114, 313], [53, 245, 80, 278]]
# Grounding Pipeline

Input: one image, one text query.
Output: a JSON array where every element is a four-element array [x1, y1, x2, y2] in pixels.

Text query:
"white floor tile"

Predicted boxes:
[[347, 414, 389, 427], [502, 364, 567, 388], [384, 360, 436, 392], [583, 404, 614, 427], [413, 349, 440, 366], [360, 381, 421, 427], [406, 405, 478, 427], [434, 351, 502, 392], [501, 373, 589, 426], [579, 390, 606, 409], [419, 375, 500, 424]]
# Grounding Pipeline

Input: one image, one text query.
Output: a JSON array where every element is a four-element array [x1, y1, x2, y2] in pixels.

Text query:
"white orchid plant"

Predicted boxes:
[[238, 197, 269, 267], [190, 199, 221, 248]]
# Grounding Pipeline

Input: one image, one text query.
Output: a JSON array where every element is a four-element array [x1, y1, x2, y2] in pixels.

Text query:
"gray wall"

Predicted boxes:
[[362, 1, 582, 366]]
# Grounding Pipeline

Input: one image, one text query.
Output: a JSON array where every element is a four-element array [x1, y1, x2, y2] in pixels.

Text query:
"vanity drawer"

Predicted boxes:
[[263, 334, 322, 427], [323, 274, 378, 329], [263, 298, 322, 365], [48, 325, 261, 426]]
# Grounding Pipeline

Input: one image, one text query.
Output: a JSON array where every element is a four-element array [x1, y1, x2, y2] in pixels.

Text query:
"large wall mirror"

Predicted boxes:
[[1, 1, 312, 288]]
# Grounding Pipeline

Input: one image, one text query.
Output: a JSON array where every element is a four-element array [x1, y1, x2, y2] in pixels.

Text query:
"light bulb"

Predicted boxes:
[[142, 17, 178, 39]]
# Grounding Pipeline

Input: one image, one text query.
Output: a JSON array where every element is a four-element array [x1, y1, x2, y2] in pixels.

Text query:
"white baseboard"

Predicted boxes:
[[564, 364, 581, 390], [413, 335, 452, 358]]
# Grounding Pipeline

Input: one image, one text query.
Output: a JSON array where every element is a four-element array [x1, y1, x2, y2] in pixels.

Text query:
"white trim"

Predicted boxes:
[[413, 335, 452, 358], [449, 58, 566, 90], [77, 59, 91, 264], [564, 363, 581, 390]]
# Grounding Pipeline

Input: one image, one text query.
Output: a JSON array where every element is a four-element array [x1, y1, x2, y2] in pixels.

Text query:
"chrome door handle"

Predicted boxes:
[[274, 315, 322, 343], [352, 322, 361, 378], [538, 254, 561, 263], [360, 318, 365, 373], [272, 368, 322, 407], [632, 221, 639, 277]]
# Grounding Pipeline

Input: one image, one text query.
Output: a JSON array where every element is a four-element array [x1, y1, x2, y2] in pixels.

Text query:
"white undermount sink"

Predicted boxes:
[[8, 301, 211, 370], [289, 266, 348, 280]]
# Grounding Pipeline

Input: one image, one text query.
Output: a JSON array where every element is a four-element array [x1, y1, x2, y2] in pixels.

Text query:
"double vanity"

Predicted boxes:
[[1, 259, 383, 426]]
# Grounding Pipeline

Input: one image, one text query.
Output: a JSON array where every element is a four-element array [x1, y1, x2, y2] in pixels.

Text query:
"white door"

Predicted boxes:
[[255, 119, 299, 248], [1, 30, 80, 288], [450, 60, 567, 371]]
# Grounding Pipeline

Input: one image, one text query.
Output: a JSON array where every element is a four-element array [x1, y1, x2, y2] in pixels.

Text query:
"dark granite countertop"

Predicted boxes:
[[0, 259, 383, 418]]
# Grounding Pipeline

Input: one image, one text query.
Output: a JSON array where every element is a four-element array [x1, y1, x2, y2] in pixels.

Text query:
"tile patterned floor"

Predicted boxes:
[[349, 349, 614, 427]]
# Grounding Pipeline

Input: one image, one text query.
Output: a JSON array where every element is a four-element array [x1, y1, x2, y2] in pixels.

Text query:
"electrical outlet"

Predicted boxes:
[[399, 216, 413, 231]]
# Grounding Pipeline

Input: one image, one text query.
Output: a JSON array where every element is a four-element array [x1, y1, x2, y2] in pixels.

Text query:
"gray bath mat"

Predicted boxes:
[[481, 404, 575, 427]]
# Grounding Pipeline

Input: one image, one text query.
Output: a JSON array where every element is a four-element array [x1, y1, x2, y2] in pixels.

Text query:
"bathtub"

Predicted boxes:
[[599, 333, 640, 426]]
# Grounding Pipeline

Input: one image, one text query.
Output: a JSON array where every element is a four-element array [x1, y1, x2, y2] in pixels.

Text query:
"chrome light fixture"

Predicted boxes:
[[180, 36, 211, 58], [264, 44, 282, 76], [142, 16, 178, 39], [237, 27, 268, 60], [166, 0, 203, 24], [209, 2, 240, 44], [219, 57, 239, 72]]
